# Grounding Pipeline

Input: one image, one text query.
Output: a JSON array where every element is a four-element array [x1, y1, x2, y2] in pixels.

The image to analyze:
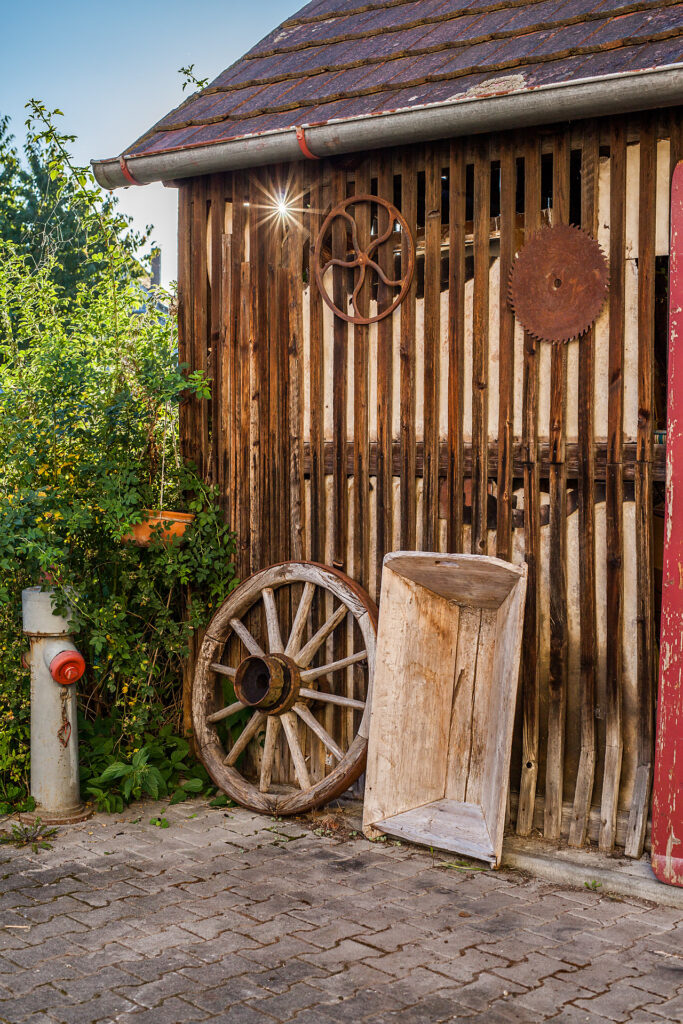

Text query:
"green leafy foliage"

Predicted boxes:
[[0, 104, 237, 810], [0, 110, 148, 303], [79, 720, 217, 812]]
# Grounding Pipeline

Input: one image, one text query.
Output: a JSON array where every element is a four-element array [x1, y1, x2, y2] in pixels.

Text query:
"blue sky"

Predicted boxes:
[[3, 1, 296, 285]]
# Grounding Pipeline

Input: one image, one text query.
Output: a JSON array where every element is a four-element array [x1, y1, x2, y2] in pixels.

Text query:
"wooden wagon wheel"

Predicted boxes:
[[193, 562, 378, 815]]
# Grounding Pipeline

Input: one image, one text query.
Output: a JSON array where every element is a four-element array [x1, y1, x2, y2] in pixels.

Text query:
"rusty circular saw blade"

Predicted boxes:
[[508, 223, 609, 343]]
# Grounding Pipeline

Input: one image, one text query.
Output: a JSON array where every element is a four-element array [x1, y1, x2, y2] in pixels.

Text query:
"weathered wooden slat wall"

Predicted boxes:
[[179, 110, 679, 850]]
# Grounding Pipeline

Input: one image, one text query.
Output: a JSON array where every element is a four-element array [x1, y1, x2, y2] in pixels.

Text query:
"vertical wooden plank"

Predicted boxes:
[[376, 159, 394, 584], [569, 123, 599, 849], [600, 118, 626, 853], [471, 139, 490, 555], [269, 246, 283, 564], [228, 174, 246, 540], [448, 141, 466, 553], [626, 118, 657, 858], [354, 160, 372, 590], [400, 150, 418, 552], [177, 185, 193, 469], [219, 232, 232, 518], [191, 176, 209, 480], [307, 166, 325, 565], [331, 167, 348, 571], [423, 147, 442, 552], [496, 138, 516, 562], [238, 259, 252, 581], [517, 136, 542, 836], [209, 175, 226, 492], [545, 133, 570, 840], [286, 164, 305, 562], [248, 175, 266, 574]]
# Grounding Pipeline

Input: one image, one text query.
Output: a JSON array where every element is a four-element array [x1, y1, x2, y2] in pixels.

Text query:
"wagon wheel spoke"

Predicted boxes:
[[299, 687, 366, 710], [259, 716, 280, 792], [230, 618, 265, 656], [223, 711, 265, 766], [300, 650, 367, 682], [211, 662, 236, 679], [281, 712, 311, 790], [285, 581, 316, 657], [261, 586, 284, 653], [296, 603, 348, 667], [293, 703, 343, 761], [207, 699, 245, 724]]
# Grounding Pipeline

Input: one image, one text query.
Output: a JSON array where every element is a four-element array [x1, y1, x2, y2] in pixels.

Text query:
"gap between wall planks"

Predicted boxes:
[[177, 110, 677, 851], [516, 135, 542, 837], [601, 119, 627, 854], [471, 137, 490, 557], [627, 119, 657, 859], [569, 123, 599, 849], [545, 133, 571, 841]]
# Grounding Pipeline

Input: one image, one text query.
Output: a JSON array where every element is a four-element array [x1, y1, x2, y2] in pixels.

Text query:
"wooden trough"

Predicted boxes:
[[363, 552, 527, 867]]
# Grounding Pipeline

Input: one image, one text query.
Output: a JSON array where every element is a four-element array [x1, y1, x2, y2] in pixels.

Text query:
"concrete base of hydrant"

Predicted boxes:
[[20, 803, 92, 825]]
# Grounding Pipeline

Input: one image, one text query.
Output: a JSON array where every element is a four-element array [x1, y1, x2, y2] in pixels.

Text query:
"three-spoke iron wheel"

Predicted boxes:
[[193, 562, 378, 815]]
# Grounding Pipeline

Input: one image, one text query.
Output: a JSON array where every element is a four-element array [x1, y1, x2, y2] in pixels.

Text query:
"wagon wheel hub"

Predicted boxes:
[[234, 653, 300, 715]]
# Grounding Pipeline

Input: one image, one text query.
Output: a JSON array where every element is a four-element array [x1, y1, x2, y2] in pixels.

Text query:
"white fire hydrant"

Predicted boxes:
[[21, 587, 90, 823]]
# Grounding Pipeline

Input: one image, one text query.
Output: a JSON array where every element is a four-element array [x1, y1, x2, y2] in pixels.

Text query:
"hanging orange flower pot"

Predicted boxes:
[[122, 510, 194, 546]]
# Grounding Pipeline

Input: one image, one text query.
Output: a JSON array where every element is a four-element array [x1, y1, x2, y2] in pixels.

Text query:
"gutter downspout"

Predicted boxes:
[[92, 66, 683, 190]]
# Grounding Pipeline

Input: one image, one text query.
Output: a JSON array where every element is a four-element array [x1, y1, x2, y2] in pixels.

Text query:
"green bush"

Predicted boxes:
[[0, 105, 237, 812]]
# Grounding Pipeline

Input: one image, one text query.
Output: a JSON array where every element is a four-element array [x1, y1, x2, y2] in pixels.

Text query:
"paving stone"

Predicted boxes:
[[119, 995, 211, 1023], [574, 982, 666, 1021], [514, 974, 593, 1015], [427, 945, 510, 984], [449, 970, 528, 1011], [54, 965, 143, 1003], [637, 990, 683, 1019], [249, 980, 330, 1020], [554, 954, 639, 993], [308, 960, 397, 997], [491, 951, 578, 988], [189, 975, 273, 1014], [0, 985, 75, 1022], [46, 991, 140, 1023]]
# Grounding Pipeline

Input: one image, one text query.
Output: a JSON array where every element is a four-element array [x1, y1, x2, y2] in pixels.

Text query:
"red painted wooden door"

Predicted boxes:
[[652, 159, 683, 887]]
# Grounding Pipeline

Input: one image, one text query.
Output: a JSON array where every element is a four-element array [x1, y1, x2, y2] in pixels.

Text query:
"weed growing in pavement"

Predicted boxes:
[[0, 818, 58, 853]]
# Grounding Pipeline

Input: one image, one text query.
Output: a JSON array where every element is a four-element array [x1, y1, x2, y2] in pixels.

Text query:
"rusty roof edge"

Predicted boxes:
[[92, 65, 683, 190]]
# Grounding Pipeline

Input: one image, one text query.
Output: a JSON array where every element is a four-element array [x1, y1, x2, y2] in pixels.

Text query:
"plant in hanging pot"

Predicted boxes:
[[121, 401, 195, 546], [122, 509, 194, 546]]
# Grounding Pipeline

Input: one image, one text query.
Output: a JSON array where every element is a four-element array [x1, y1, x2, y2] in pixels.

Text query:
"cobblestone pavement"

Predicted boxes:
[[0, 800, 681, 1024]]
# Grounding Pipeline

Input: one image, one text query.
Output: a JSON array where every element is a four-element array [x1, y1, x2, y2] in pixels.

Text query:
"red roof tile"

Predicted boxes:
[[123, 0, 683, 158]]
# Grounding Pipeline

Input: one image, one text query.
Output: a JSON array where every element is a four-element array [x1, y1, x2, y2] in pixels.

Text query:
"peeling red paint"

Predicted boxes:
[[652, 158, 683, 888]]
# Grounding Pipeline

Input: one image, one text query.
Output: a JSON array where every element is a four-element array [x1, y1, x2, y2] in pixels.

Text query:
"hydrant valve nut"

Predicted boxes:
[[49, 650, 86, 686]]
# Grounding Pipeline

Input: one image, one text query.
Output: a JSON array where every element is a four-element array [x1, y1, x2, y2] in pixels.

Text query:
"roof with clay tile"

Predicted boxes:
[[122, 0, 683, 159]]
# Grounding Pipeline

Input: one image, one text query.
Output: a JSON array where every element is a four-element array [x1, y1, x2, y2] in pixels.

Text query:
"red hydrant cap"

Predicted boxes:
[[49, 650, 86, 685]]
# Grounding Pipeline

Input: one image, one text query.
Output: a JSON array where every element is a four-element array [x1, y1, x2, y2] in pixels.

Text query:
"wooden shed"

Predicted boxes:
[[94, 0, 683, 861]]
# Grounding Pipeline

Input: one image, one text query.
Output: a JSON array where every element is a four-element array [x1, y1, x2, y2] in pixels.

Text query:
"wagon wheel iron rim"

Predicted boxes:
[[193, 561, 378, 815], [313, 194, 415, 326]]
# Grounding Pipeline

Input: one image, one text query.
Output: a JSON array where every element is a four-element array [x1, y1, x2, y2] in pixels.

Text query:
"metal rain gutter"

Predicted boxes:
[[92, 65, 683, 190]]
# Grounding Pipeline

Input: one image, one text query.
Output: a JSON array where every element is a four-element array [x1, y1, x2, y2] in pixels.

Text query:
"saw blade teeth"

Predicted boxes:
[[507, 223, 609, 343]]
